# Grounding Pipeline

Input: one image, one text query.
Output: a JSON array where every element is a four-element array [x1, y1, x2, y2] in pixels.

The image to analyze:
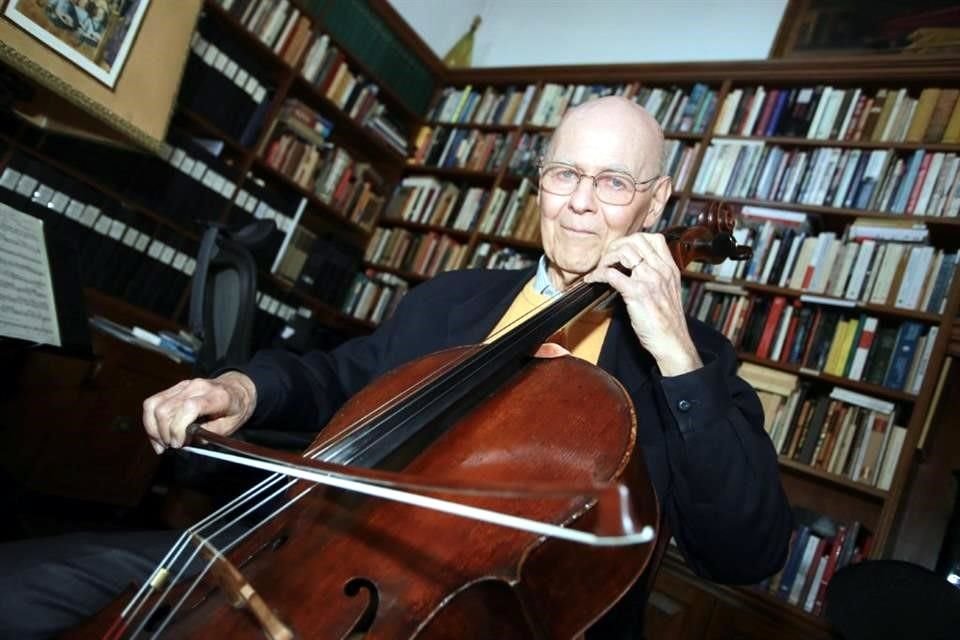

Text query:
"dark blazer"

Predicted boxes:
[[239, 267, 793, 636]]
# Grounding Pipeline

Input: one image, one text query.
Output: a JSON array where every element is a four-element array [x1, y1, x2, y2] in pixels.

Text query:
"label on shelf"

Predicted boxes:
[[108, 219, 126, 241], [79, 205, 100, 228], [49, 191, 70, 214], [65, 200, 84, 221], [0, 168, 21, 190], [14, 174, 37, 197]]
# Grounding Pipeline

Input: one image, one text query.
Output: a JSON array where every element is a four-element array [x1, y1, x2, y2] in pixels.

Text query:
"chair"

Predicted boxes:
[[188, 222, 263, 376], [824, 559, 960, 640]]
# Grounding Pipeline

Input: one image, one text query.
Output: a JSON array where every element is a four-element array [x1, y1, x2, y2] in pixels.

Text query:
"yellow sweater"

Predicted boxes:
[[484, 278, 611, 365]]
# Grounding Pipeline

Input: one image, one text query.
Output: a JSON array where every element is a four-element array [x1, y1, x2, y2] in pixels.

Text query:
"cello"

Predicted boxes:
[[69, 202, 751, 640]]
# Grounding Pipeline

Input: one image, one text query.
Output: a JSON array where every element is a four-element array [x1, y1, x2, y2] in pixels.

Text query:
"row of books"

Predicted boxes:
[[617, 83, 718, 135], [384, 177, 487, 232], [407, 126, 513, 173], [694, 142, 960, 217], [662, 140, 700, 192], [427, 82, 719, 135], [428, 84, 540, 128], [258, 104, 386, 227], [466, 243, 538, 271], [757, 509, 873, 616], [691, 212, 957, 314], [183, 22, 272, 147], [744, 363, 907, 491], [508, 132, 550, 178], [476, 179, 539, 241], [216, 0, 410, 155], [715, 85, 960, 144], [383, 176, 541, 243], [294, 28, 408, 154], [688, 280, 937, 394], [364, 227, 468, 279], [1, 160, 194, 318], [341, 269, 409, 324], [213, 0, 312, 67], [533, 82, 719, 135]]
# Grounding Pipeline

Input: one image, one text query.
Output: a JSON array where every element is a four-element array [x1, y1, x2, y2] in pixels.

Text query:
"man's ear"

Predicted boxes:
[[641, 176, 673, 230]]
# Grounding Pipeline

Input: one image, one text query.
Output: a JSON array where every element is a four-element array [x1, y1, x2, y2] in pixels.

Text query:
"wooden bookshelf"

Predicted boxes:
[[4, 2, 960, 635]]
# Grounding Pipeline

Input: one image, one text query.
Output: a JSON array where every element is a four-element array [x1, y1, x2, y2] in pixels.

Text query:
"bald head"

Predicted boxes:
[[546, 96, 665, 177]]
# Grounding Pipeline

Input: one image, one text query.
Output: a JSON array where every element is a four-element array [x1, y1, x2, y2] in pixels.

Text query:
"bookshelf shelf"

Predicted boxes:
[[477, 233, 541, 251], [712, 134, 960, 154], [665, 131, 705, 141], [737, 352, 918, 403], [427, 121, 516, 133], [402, 165, 500, 182], [777, 456, 889, 501], [682, 271, 945, 324], [689, 193, 960, 227], [175, 107, 250, 157], [523, 124, 554, 133], [378, 217, 473, 241], [363, 261, 427, 283]]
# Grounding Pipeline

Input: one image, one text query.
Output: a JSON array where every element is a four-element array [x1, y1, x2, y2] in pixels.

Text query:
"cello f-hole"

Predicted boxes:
[[343, 577, 379, 635]]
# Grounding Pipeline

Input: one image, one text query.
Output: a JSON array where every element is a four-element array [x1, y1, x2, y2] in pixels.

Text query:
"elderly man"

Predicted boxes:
[[0, 97, 791, 638]]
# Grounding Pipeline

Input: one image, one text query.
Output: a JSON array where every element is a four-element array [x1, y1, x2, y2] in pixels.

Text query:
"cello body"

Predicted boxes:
[[70, 347, 659, 639]]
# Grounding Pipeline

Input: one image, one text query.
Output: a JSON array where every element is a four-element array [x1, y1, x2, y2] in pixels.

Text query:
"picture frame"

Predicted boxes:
[[0, 0, 200, 151], [3, 0, 151, 89], [771, 0, 960, 59]]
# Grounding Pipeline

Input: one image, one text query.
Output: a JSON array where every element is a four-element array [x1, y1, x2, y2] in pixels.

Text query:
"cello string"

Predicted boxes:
[[127, 478, 316, 639], [308, 282, 602, 465], [279, 281, 580, 456], [118, 474, 298, 635], [287, 280, 591, 461]]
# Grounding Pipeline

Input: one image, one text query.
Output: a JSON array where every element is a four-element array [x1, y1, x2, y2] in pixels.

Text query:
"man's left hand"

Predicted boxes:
[[584, 233, 702, 376]]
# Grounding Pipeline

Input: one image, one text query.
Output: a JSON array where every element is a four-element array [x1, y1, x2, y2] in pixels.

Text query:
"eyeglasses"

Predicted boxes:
[[538, 161, 660, 206]]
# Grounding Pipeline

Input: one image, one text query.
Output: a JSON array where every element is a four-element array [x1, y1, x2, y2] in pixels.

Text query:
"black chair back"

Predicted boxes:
[[189, 225, 258, 376], [825, 559, 960, 640]]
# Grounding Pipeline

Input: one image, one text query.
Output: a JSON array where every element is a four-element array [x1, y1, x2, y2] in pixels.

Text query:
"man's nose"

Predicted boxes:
[[569, 176, 597, 213]]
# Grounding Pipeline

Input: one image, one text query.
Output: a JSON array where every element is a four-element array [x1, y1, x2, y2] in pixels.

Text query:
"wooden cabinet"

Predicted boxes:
[[645, 567, 716, 639], [646, 557, 836, 640]]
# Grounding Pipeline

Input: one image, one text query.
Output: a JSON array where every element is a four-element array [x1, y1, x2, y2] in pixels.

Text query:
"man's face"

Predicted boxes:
[[538, 113, 663, 285]]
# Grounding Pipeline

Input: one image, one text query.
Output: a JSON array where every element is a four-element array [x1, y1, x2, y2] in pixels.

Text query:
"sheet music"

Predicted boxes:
[[0, 204, 61, 346]]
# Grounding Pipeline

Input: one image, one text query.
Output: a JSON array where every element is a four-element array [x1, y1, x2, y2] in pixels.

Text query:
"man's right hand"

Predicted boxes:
[[142, 371, 258, 454]]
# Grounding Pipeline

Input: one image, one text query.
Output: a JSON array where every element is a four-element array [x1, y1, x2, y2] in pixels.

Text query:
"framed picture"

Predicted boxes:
[[771, 0, 960, 58], [3, 0, 151, 88]]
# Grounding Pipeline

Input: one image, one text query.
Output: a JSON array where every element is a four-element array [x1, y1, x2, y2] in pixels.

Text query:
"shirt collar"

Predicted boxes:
[[533, 255, 561, 296]]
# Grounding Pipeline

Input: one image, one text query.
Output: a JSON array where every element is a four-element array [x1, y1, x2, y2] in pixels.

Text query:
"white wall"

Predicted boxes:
[[387, 0, 788, 67]]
